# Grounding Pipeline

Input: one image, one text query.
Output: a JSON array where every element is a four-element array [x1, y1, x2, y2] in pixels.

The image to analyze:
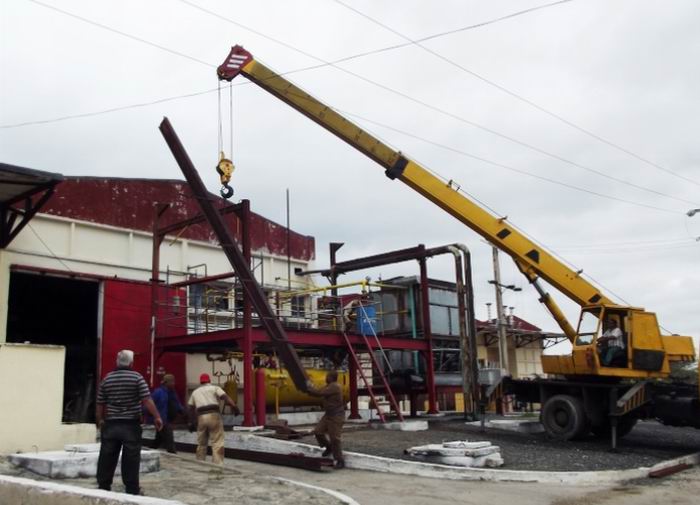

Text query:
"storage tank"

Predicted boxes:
[[256, 368, 350, 408]]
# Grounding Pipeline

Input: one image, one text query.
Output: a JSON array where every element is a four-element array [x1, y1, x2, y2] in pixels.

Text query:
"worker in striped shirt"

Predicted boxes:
[[95, 350, 163, 495]]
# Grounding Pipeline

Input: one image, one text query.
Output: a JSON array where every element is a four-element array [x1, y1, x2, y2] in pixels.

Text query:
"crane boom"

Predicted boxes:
[[218, 46, 614, 318]]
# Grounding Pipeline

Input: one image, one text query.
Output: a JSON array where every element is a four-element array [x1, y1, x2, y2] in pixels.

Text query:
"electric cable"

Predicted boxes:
[[180, 0, 700, 205], [11, 0, 700, 206], [331, 0, 700, 190], [26, 0, 214, 68]]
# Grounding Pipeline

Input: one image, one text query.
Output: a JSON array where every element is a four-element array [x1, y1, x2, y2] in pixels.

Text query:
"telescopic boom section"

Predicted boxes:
[[218, 46, 614, 314]]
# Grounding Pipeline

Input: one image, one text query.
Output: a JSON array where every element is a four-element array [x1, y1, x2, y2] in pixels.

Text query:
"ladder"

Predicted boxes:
[[342, 303, 404, 422]]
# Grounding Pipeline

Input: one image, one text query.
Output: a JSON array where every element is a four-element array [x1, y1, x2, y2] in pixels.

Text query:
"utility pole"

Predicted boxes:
[[491, 246, 509, 373]]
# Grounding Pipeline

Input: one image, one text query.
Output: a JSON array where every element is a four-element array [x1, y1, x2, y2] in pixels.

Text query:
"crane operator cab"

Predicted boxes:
[[552, 305, 696, 379], [576, 309, 628, 368]]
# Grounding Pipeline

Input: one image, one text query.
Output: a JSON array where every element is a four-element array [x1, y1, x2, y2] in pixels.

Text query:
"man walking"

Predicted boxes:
[[307, 370, 346, 468], [150, 373, 184, 453], [188, 373, 239, 464], [96, 350, 163, 495]]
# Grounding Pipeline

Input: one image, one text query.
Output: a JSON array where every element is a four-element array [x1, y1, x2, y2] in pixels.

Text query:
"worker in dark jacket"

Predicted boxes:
[[96, 350, 162, 495], [150, 374, 184, 453], [307, 370, 345, 468]]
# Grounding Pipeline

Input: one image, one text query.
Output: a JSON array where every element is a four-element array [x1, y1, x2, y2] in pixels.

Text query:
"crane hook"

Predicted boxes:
[[216, 152, 235, 200]]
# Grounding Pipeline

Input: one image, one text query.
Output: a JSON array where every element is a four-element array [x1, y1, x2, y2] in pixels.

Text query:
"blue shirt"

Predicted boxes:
[[151, 385, 183, 423]]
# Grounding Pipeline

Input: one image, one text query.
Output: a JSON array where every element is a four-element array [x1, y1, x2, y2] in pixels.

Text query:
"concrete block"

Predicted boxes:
[[405, 441, 504, 468], [369, 420, 428, 431], [8, 448, 160, 479]]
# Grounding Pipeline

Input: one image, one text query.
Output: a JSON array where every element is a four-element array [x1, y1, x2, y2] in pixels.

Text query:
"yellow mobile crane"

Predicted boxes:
[[217, 45, 699, 443]]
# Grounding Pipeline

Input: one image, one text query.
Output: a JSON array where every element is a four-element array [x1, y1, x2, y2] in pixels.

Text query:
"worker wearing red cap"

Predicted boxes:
[[187, 373, 239, 464]]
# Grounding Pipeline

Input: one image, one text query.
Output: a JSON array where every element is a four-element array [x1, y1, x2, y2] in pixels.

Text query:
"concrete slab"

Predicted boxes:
[[369, 420, 428, 432], [467, 419, 545, 434], [8, 448, 160, 479], [405, 441, 503, 467], [64, 443, 101, 453]]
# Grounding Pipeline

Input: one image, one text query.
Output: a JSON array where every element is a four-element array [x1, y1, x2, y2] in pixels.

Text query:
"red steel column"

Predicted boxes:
[[255, 367, 266, 426], [150, 203, 169, 388], [242, 199, 254, 426], [419, 257, 438, 414], [348, 354, 361, 419]]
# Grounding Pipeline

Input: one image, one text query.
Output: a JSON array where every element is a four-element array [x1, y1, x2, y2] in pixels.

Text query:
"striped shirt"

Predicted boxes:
[[97, 368, 151, 421]]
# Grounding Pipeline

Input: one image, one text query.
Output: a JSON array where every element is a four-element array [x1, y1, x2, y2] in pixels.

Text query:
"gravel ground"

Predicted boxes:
[[336, 417, 700, 471], [0, 453, 342, 504]]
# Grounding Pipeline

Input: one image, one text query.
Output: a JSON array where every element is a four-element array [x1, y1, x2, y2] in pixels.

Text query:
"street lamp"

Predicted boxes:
[[687, 209, 700, 217]]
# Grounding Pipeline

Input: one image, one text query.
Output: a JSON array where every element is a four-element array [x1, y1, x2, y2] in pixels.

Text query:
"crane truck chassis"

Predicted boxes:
[[216, 45, 700, 445]]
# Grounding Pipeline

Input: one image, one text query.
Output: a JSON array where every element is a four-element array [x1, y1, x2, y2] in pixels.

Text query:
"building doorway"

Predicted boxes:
[[6, 271, 99, 423]]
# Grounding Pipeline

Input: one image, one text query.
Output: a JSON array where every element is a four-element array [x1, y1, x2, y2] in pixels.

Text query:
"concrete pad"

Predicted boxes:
[[64, 443, 101, 453], [369, 420, 428, 431], [231, 426, 266, 432], [0, 474, 184, 505], [467, 419, 545, 434], [8, 448, 160, 479]]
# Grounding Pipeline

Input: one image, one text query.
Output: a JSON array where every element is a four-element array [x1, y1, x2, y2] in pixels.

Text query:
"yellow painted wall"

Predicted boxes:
[[0, 343, 95, 454]]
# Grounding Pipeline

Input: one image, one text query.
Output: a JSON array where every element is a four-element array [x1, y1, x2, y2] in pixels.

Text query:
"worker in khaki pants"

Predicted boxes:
[[307, 370, 346, 468], [188, 373, 239, 464]]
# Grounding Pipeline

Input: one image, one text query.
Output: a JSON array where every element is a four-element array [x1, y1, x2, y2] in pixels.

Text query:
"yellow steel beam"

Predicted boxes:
[[220, 47, 615, 311]]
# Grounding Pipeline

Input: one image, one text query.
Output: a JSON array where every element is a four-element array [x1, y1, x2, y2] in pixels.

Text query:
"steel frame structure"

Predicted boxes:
[[152, 117, 496, 423]]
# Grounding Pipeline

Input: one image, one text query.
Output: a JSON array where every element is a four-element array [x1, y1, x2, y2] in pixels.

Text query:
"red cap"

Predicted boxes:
[[199, 373, 211, 384]]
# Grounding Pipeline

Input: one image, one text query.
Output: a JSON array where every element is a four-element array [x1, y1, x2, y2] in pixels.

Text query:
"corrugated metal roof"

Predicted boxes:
[[0, 162, 64, 204]]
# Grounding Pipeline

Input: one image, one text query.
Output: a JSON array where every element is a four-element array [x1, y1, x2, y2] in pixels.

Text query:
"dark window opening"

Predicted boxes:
[[7, 272, 99, 423]]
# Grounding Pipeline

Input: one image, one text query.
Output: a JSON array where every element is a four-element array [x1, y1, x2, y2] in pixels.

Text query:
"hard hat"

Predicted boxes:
[[199, 373, 211, 384]]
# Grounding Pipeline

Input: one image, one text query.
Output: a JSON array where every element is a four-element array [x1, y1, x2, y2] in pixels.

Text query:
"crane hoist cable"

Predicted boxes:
[[216, 81, 235, 199]]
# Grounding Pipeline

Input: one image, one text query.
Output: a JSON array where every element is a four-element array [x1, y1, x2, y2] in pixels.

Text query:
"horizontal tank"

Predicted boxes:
[[257, 368, 350, 408]]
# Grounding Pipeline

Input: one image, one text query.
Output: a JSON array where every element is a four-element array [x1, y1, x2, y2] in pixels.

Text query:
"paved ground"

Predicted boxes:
[[333, 417, 700, 471], [2, 447, 700, 505], [0, 454, 342, 504]]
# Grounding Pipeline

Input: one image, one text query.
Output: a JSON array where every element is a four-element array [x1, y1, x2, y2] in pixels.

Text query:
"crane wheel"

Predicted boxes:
[[541, 394, 588, 441]]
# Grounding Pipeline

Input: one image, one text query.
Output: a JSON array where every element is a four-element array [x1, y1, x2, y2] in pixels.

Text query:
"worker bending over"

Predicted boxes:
[[188, 373, 239, 464], [307, 370, 346, 469]]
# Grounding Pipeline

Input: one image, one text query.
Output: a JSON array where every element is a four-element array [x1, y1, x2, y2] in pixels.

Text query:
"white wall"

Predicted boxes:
[[0, 213, 315, 343], [0, 343, 95, 454]]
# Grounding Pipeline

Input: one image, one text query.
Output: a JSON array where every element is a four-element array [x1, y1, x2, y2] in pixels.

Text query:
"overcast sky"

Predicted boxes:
[[1, 0, 699, 351]]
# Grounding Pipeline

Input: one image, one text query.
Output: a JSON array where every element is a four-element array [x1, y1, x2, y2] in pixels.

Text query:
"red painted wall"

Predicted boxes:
[[42, 178, 315, 261], [101, 279, 186, 402]]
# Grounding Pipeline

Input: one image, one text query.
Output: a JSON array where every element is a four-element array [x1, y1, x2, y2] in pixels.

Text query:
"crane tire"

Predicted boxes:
[[541, 394, 588, 441]]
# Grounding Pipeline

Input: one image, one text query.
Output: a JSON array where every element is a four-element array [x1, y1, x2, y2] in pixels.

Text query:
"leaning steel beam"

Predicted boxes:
[[159, 117, 308, 391], [171, 441, 334, 471]]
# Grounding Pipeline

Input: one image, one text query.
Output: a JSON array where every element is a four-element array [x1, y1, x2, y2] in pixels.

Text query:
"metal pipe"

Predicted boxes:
[[255, 367, 266, 426], [419, 255, 438, 414], [452, 243, 480, 420], [241, 199, 255, 426]]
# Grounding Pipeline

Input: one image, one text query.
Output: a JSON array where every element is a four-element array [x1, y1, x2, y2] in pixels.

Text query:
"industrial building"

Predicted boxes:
[[0, 162, 557, 453]]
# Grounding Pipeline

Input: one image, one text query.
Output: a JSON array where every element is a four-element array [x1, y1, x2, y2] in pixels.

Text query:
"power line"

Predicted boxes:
[[179, 0, 700, 206], [339, 107, 683, 215], [27, 0, 213, 68], [331, 0, 700, 196], [11, 1, 697, 210]]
